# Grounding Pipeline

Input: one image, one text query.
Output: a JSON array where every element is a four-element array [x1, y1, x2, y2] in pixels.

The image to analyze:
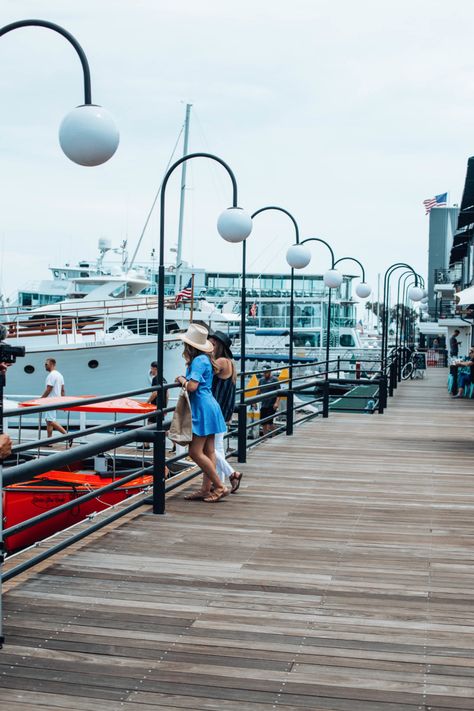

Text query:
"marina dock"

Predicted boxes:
[[1, 369, 473, 710]]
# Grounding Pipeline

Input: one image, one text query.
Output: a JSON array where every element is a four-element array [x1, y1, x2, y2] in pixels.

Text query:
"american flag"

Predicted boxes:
[[175, 277, 193, 306], [423, 192, 448, 214]]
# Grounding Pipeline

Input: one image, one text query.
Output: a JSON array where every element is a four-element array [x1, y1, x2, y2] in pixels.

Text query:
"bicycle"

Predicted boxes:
[[401, 350, 426, 380]]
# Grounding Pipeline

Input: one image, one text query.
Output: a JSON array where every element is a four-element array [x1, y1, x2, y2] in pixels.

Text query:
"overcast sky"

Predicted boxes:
[[1, 0, 473, 302]]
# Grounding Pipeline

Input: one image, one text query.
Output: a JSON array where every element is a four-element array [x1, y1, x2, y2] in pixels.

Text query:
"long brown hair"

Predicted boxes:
[[183, 344, 218, 373], [183, 343, 201, 365]]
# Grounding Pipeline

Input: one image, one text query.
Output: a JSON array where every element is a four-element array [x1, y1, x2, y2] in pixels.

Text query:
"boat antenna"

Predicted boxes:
[[128, 115, 186, 270]]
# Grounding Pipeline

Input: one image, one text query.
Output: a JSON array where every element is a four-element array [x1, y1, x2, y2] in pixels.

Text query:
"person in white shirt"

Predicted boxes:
[[41, 358, 66, 440]]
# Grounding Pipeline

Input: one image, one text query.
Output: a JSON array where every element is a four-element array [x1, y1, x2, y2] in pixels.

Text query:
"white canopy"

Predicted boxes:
[[455, 285, 474, 305]]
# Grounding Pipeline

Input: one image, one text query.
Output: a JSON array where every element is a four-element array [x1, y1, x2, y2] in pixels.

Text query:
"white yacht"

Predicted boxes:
[[1, 265, 240, 401]]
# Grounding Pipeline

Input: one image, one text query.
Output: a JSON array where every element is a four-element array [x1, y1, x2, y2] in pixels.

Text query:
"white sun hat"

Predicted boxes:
[[178, 323, 213, 353]]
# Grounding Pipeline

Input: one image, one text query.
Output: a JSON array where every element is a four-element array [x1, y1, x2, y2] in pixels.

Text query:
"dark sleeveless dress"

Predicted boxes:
[[212, 367, 237, 423]]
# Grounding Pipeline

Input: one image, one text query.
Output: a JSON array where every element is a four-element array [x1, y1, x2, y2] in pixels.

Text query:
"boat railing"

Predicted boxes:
[[0, 353, 397, 586], [0, 297, 222, 342]]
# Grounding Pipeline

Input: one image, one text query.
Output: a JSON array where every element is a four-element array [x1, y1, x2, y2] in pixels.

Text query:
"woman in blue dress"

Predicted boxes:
[[176, 324, 228, 502]]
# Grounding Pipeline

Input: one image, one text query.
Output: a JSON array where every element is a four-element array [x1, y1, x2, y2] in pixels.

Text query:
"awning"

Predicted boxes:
[[455, 285, 474, 306], [20, 396, 156, 414], [449, 230, 472, 265]]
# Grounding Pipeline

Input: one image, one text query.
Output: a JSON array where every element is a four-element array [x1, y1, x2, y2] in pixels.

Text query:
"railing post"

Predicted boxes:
[[322, 380, 330, 418], [336, 355, 340, 378], [388, 360, 395, 397], [152, 428, 167, 514], [237, 402, 247, 464], [379, 374, 387, 413], [392, 354, 398, 391], [286, 390, 294, 436]]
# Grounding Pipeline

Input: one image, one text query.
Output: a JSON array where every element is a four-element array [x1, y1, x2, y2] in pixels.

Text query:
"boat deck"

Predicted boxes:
[[2, 369, 474, 710]]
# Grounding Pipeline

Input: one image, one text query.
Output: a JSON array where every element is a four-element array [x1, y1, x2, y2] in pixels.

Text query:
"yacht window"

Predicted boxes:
[[110, 284, 127, 298], [294, 333, 320, 347], [75, 283, 97, 295], [24, 365, 35, 374], [88, 360, 99, 369], [340, 334, 355, 347]]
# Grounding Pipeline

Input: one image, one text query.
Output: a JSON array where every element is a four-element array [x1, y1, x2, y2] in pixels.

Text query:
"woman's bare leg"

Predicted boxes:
[[189, 435, 224, 492]]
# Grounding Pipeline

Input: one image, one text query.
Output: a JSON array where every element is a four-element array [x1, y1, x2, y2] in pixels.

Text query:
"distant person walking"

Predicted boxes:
[[258, 365, 281, 437], [450, 329, 460, 358], [209, 330, 243, 493], [41, 358, 66, 440], [139, 361, 168, 450]]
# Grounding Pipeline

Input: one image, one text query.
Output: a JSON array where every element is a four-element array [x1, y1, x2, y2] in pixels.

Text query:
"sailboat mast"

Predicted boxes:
[[176, 103, 192, 291]]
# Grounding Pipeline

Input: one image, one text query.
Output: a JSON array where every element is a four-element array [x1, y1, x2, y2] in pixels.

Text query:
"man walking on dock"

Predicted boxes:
[[41, 357, 66, 441], [258, 365, 281, 437], [450, 329, 460, 358]]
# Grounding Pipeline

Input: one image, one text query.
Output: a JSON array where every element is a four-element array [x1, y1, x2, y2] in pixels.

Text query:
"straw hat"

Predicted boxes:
[[179, 323, 213, 353]]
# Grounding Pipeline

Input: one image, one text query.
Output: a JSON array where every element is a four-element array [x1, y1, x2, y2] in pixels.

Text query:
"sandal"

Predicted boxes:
[[229, 471, 243, 494], [184, 490, 207, 501], [203, 487, 229, 503]]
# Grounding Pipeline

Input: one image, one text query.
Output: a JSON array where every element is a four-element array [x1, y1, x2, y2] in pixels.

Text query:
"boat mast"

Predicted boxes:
[[175, 103, 192, 291]]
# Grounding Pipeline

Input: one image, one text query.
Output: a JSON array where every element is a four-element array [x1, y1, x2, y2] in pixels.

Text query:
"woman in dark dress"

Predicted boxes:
[[209, 331, 243, 493]]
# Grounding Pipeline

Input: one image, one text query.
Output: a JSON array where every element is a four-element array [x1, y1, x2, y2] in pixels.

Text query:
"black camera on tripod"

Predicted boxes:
[[0, 341, 25, 364], [0, 324, 26, 365]]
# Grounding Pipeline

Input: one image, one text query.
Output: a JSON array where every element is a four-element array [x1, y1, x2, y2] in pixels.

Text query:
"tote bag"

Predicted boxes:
[[168, 387, 193, 445]]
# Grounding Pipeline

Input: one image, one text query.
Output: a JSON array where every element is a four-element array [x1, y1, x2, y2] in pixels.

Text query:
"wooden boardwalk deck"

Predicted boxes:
[[2, 369, 474, 710]]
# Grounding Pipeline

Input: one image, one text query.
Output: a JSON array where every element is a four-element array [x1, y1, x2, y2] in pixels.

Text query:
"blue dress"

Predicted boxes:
[[186, 354, 226, 436]]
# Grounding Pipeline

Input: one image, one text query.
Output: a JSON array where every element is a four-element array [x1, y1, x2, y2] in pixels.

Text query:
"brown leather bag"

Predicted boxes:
[[168, 387, 193, 445]]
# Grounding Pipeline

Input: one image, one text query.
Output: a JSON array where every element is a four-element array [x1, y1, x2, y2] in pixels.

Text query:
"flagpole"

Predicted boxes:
[[189, 273, 195, 323]]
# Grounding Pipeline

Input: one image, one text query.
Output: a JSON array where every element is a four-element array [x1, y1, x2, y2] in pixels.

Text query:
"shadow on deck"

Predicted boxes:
[[2, 369, 474, 710]]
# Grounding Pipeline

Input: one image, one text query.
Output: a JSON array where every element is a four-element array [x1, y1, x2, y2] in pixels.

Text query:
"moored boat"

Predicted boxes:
[[3, 469, 153, 554]]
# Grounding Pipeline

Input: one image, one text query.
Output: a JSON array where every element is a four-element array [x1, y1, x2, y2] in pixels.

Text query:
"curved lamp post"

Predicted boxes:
[[381, 263, 423, 376], [155, 152, 252, 514], [0, 19, 119, 165], [286, 238, 340, 372], [400, 274, 425, 354], [395, 269, 414, 373], [249, 207, 300, 393], [333, 257, 371, 299]]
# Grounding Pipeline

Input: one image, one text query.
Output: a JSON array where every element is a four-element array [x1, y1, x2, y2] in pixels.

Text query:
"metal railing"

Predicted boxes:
[[1, 355, 392, 584]]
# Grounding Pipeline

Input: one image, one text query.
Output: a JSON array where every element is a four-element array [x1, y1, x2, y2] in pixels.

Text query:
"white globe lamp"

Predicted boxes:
[[286, 244, 311, 269], [422, 288, 428, 298], [408, 286, 424, 302], [355, 282, 371, 298], [59, 105, 120, 166], [324, 269, 343, 289], [217, 207, 253, 243]]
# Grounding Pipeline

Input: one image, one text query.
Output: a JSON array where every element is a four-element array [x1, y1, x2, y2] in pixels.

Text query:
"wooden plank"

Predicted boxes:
[[1, 370, 473, 709]]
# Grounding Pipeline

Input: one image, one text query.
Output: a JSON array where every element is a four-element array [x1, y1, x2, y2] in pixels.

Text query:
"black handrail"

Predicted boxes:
[[2, 351, 413, 585]]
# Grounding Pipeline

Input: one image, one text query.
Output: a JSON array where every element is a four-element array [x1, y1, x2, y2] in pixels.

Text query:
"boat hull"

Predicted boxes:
[[4, 336, 183, 400], [3, 471, 152, 554]]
